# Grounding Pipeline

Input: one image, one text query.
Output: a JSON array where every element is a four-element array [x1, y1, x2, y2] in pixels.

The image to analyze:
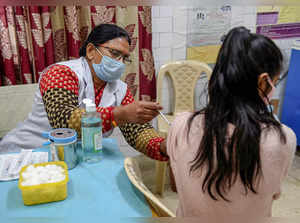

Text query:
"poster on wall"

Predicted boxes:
[[256, 6, 300, 80], [187, 5, 231, 46], [256, 6, 300, 39], [186, 6, 259, 64], [186, 6, 231, 63], [256, 6, 300, 75], [257, 24, 300, 39]]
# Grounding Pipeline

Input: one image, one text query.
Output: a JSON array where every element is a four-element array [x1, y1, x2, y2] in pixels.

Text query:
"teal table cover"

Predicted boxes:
[[0, 138, 151, 222]]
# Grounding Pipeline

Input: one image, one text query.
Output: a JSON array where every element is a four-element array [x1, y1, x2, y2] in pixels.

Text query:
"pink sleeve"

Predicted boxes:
[[272, 125, 297, 200], [281, 126, 297, 180], [167, 112, 192, 161]]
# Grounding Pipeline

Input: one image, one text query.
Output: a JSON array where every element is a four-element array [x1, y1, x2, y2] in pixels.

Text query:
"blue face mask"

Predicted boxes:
[[92, 48, 126, 82], [267, 104, 280, 122]]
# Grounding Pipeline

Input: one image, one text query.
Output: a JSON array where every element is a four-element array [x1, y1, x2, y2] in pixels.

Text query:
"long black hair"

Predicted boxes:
[[79, 23, 131, 57], [188, 27, 286, 201]]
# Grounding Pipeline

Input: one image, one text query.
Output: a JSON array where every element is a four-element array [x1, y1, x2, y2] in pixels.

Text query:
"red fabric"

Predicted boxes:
[[147, 137, 168, 162], [119, 89, 166, 161], [121, 89, 135, 105], [1, 6, 157, 106], [41, 7, 55, 67], [90, 6, 116, 29], [15, 7, 33, 84], [39, 65, 79, 96], [95, 86, 135, 132], [96, 107, 114, 133], [29, 6, 45, 82], [94, 84, 106, 106], [64, 7, 81, 59], [40, 64, 113, 133], [138, 7, 157, 101], [0, 7, 16, 85]]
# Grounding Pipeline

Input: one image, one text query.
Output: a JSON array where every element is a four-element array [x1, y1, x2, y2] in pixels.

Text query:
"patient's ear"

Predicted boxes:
[[257, 73, 269, 97]]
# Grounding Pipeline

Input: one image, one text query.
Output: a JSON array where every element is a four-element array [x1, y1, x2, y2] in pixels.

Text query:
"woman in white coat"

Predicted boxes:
[[0, 24, 168, 161]]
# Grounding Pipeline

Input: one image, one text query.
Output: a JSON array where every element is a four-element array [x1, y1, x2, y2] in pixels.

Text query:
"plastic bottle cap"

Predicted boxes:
[[48, 128, 77, 144], [83, 98, 96, 112], [86, 102, 96, 112], [83, 98, 92, 105]]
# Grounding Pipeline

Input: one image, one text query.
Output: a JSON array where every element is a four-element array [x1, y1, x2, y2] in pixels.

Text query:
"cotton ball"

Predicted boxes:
[[26, 165, 35, 172], [48, 170, 56, 178], [21, 171, 30, 179], [22, 165, 36, 180], [38, 173, 50, 184], [21, 164, 65, 186], [53, 173, 65, 182], [35, 166, 44, 174], [52, 165, 64, 173], [21, 180, 31, 186], [27, 177, 40, 186]]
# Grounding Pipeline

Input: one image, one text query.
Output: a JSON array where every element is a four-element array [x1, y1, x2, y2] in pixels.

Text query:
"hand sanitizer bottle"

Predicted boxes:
[[81, 99, 102, 163]]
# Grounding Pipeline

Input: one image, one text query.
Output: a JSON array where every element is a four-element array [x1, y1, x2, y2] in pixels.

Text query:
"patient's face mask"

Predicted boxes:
[[92, 47, 125, 82], [263, 76, 280, 121]]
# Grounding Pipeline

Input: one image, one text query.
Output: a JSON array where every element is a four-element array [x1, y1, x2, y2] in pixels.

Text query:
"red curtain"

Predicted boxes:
[[138, 6, 156, 101], [0, 7, 16, 85], [0, 6, 157, 102], [15, 6, 33, 84], [29, 6, 55, 81]]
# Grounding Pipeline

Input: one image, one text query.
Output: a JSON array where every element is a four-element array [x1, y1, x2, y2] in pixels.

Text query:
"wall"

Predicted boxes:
[[152, 6, 208, 114], [152, 6, 293, 117], [117, 6, 295, 157]]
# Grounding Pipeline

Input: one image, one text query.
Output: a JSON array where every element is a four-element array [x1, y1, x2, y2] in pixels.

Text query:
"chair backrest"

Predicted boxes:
[[157, 60, 212, 114], [0, 84, 38, 138]]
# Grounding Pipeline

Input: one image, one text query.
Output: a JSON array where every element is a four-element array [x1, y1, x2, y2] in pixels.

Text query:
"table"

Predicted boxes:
[[0, 138, 151, 222]]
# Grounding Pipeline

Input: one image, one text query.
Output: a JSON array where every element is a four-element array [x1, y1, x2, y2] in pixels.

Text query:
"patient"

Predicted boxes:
[[166, 27, 296, 218]]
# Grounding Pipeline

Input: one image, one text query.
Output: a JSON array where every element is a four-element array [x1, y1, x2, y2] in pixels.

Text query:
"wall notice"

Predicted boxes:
[[187, 6, 232, 47], [187, 45, 221, 64]]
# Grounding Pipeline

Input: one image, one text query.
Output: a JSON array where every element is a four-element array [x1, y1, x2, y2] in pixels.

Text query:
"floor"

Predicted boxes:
[[289, 152, 300, 181]]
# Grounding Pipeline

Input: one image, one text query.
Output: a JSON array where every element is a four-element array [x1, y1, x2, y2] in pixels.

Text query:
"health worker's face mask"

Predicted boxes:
[[92, 47, 126, 82]]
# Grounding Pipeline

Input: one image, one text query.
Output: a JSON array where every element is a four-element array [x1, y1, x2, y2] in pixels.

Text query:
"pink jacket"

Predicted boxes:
[[167, 112, 296, 218]]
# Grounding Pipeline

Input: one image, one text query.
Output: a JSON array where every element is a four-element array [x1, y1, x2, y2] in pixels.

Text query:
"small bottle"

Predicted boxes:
[[81, 99, 102, 163]]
